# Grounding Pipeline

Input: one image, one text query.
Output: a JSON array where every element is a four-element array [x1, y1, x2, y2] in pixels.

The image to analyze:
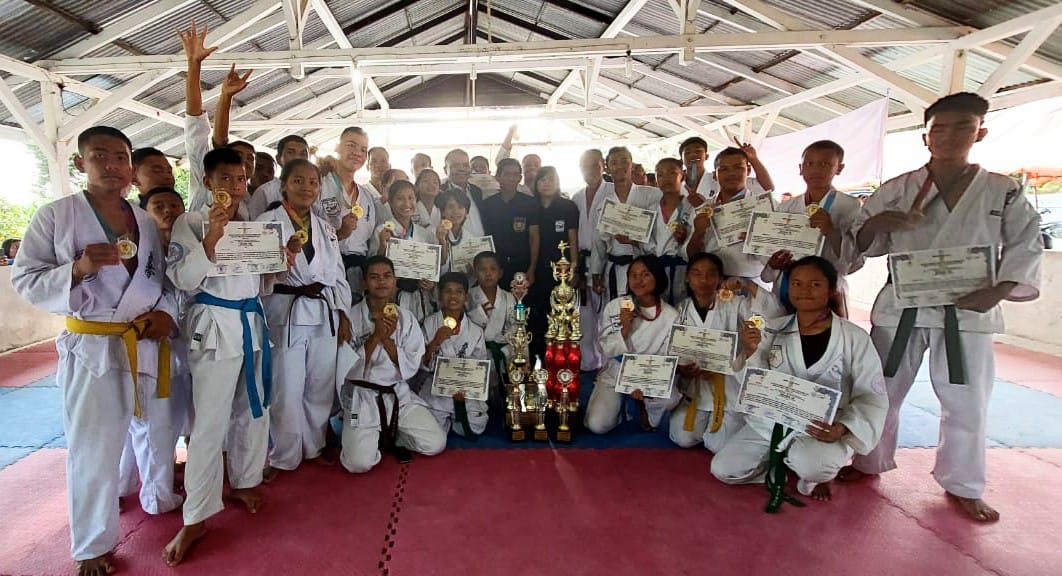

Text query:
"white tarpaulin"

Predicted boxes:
[[756, 98, 889, 196]]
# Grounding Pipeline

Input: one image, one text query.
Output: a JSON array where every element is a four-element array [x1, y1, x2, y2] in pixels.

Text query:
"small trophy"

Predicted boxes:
[[556, 380, 573, 443], [507, 371, 526, 442], [533, 368, 549, 442]]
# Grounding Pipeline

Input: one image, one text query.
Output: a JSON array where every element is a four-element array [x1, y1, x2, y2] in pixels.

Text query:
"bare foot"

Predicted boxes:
[[261, 466, 281, 484], [811, 482, 832, 502], [76, 553, 115, 576], [837, 465, 872, 483], [228, 487, 263, 513], [162, 522, 206, 566], [947, 492, 1000, 522], [311, 446, 339, 466]]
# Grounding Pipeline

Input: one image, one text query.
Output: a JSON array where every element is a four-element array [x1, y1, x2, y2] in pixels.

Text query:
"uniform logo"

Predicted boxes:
[[768, 345, 784, 368], [321, 197, 341, 217], [166, 242, 184, 264], [513, 217, 526, 232], [555, 220, 565, 233], [144, 252, 156, 278]]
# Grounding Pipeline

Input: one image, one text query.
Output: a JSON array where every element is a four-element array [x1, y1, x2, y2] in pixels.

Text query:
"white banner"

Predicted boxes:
[[757, 99, 888, 196]]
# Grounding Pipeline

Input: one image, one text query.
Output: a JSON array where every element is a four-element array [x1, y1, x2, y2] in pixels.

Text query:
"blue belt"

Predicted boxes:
[[194, 293, 273, 418], [658, 254, 687, 306]]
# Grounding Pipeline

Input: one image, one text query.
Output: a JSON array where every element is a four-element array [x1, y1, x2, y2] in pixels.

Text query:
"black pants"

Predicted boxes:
[[527, 272, 555, 366]]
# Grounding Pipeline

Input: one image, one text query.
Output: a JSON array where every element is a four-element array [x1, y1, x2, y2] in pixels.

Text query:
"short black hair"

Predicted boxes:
[[438, 271, 469, 292], [925, 92, 989, 125], [444, 148, 469, 165], [532, 166, 558, 196], [364, 255, 394, 274], [204, 147, 245, 175], [628, 254, 668, 298], [470, 155, 489, 166], [655, 157, 683, 172], [2, 238, 20, 259], [138, 186, 183, 210], [473, 251, 502, 270], [280, 158, 319, 184], [77, 126, 131, 154], [496, 158, 521, 177], [276, 135, 308, 161], [789, 255, 838, 291], [685, 252, 725, 296], [228, 140, 255, 154], [341, 126, 367, 139], [367, 146, 388, 158], [388, 179, 415, 202], [255, 151, 276, 167], [605, 146, 631, 164], [131, 147, 166, 168], [713, 146, 749, 169], [802, 140, 845, 163], [679, 136, 708, 157], [437, 190, 470, 212]]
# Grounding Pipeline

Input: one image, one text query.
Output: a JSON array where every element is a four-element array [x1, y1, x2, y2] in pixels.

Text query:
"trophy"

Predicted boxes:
[[505, 272, 546, 442], [544, 241, 582, 442], [532, 367, 549, 442]]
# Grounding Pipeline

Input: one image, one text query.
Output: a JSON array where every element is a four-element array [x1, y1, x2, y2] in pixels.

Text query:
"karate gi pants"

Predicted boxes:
[[852, 326, 995, 499], [269, 327, 339, 470], [667, 402, 745, 453], [339, 391, 446, 474], [711, 424, 854, 496], [118, 370, 190, 514]]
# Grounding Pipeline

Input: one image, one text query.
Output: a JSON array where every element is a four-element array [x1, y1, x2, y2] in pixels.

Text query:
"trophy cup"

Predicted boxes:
[[532, 367, 550, 442], [544, 242, 582, 442], [508, 370, 526, 442], [556, 374, 574, 443], [505, 273, 534, 442]]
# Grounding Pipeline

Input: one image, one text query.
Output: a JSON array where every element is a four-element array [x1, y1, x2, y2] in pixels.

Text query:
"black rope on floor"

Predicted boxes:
[[379, 464, 410, 576]]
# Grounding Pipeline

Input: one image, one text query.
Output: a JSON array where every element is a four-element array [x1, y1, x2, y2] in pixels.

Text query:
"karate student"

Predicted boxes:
[[414, 168, 444, 229], [439, 148, 485, 237], [164, 147, 280, 565], [438, 191, 473, 276], [117, 187, 190, 517], [467, 251, 515, 399], [12, 126, 175, 576], [679, 136, 773, 205], [246, 135, 311, 219], [711, 257, 887, 504], [250, 152, 276, 195], [590, 146, 661, 301], [258, 159, 352, 478], [315, 126, 376, 300], [366, 146, 391, 198], [685, 147, 772, 282], [585, 255, 681, 434], [571, 149, 607, 372], [131, 148, 175, 200], [418, 272, 491, 437], [340, 256, 447, 471], [370, 180, 446, 323], [840, 93, 1043, 522], [669, 253, 783, 453], [648, 158, 693, 305], [761, 140, 864, 316]]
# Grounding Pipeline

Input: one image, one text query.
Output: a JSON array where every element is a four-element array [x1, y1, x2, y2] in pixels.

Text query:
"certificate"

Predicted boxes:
[[432, 357, 491, 402], [386, 238, 442, 281], [711, 191, 774, 246], [450, 235, 495, 273], [888, 245, 995, 308], [615, 354, 679, 399], [742, 211, 824, 259], [597, 199, 655, 243], [204, 221, 286, 277], [738, 367, 840, 431], [667, 325, 738, 374]]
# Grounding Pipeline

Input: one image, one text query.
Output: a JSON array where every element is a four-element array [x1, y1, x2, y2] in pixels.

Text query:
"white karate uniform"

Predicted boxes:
[[683, 173, 766, 201], [584, 297, 682, 434], [369, 220, 439, 323], [415, 200, 442, 230], [246, 178, 282, 220], [646, 196, 695, 306], [846, 166, 1042, 499], [683, 188, 772, 281], [184, 113, 249, 220], [572, 185, 605, 371], [11, 194, 175, 560], [417, 313, 491, 436], [667, 289, 783, 452], [258, 207, 351, 470], [711, 314, 888, 496], [314, 172, 378, 299], [589, 183, 661, 300], [760, 191, 865, 300], [339, 302, 446, 473], [167, 207, 272, 525], [467, 285, 514, 400], [440, 180, 485, 238]]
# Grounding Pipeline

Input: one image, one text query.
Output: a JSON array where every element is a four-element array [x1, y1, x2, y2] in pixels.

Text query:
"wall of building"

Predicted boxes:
[[0, 266, 64, 353]]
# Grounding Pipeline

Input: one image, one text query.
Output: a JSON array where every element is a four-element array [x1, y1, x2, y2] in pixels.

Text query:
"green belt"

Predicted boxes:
[[765, 423, 805, 513], [884, 306, 965, 385]]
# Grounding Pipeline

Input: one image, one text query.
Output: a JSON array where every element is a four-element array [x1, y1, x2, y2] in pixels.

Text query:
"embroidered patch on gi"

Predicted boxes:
[[193, 333, 203, 342], [144, 252, 156, 278], [166, 242, 184, 264], [555, 220, 565, 233], [349, 412, 359, 427], [990, 209, 1002, 217], [768, 345, 784, 368], [321, 197, 340, 217], [513, 217, 526, 232]]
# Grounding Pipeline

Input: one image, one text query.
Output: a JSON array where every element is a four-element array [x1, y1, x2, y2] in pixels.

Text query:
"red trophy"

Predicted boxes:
[[545, 241, 582, 442]]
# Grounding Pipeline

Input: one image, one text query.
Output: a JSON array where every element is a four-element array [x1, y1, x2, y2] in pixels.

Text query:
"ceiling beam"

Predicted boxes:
[[59, 69, 176, 141], [977, 16, 1062, 97], [0, 79, 55, 163], [308, 0, 389, 111], [282, 0, 312, 79], [52, 0, 197, 59]]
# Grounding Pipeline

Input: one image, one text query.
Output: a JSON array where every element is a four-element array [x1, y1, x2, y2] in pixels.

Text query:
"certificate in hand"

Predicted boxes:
[[615, 354, 679, 399], [712, 191, 774, 246], [450, 236, 495, 273], [888, 245, 995, 308], [742, 211, 824, 259], [597, 198, 655, 243], [667, 325, 737, 374], [738, 367, 841, 431], [386, 238, 442, 281], [204, 221, 286, 277], [432, 357, 491, 402]]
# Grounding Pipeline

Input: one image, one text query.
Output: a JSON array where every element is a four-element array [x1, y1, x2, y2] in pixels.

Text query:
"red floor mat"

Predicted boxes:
[[0, 340, 57, 388]]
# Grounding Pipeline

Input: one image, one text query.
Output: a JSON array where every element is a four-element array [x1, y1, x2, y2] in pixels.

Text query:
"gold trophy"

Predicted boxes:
[[508, 370, 526, 442], [556, 373, 574, 443], [533, 367, 549, 442], [544, 241, 582, 442], [505, 272, 536, 442]]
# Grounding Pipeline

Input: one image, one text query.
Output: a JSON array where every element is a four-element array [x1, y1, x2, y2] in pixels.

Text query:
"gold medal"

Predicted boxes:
[[717, 288, 733, 302], [383, 303, 398, 317], [698, 205, 714, 218], [668, 222, 679, 232], [293, 230, 308, 244], [116, 238, 137, 260], [806, 203, 820, 216], [441, 219, 453, 231], [352, 204, 365, 219], [619, 296, 635, 311], [443, 316, 458, 330], [213, 190, 231, 208], [384, 221, 396, 232], [748, 314, 766, 330]]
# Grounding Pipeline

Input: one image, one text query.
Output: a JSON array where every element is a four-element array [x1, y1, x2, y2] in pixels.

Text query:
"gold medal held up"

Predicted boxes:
[[698, 205, 714, 218], [748, 314, 766, 330], [384, 221, 396, 232], [443, 316, 458, 330], [619, 296, 635, 311], [213, 189, 231, 208], [116, 237, 137, 260], [293, 230, 308, 244], [383, 303, 398, 317], [441, 219, 453, 231], [717, 288, 734, 302], [351, 204, 365, 219], [806, 203, 821, 216]]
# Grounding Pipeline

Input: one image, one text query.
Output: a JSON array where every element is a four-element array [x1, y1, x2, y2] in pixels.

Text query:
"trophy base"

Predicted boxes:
[[533, 428, 549, 442], [510, 429, 526, 442], [555, 428, 572, 443]]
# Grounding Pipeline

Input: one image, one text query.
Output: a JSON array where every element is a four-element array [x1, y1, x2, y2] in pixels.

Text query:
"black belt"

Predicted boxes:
[[273, 282, 338, 346], [578, 249, 591, 301], [396, 278, 421, 293], [341, 253, 366, 272], [607, 254, 634, 301], [658, 255, 687, 306], [350, 379, 400, 450]]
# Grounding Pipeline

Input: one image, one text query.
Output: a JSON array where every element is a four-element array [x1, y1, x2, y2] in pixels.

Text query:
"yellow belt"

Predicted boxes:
[[683, 372, 726, 433], [65, 317, 170, 418]]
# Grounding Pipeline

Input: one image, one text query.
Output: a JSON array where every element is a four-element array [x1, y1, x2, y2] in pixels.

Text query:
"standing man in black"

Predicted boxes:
[[482, 158, 540, 290]]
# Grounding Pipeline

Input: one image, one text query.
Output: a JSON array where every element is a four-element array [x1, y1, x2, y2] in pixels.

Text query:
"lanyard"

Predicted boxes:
[[85, 192, 135, 243]]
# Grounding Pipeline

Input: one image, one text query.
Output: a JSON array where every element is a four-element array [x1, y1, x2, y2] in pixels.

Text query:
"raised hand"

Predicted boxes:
[[220, 64, 252, 96], [178, 22, 217, 64], [73, 243, 120, 281]]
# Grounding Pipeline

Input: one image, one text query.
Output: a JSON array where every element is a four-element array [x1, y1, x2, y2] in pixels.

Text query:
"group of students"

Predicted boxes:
[[7, 25, 1044, 576]]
